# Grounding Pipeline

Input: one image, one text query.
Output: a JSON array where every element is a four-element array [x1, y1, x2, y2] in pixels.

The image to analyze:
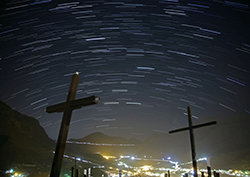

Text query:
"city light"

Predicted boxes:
[[103, 155, 117, 159], [5, 169, 14, 174], [5, 169, 25, 177], [141, 165, 152, 171], [99, 154, 250, 177]]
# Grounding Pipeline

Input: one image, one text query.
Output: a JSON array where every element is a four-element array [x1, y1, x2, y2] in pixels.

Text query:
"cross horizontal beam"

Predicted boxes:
[[46, 95, 100, 113], [169, 121, 217, 134]]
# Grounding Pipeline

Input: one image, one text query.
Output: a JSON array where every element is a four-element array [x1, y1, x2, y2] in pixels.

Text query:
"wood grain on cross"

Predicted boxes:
[[45, 72, 100, 177]]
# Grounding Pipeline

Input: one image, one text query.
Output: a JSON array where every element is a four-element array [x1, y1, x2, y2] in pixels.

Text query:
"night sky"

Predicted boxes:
[[0, 0, 250, 141]]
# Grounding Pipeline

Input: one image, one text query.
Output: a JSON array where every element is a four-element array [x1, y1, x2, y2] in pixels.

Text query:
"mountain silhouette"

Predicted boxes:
[[0, 101, 112, 176], [67, 132, 141, 157], [0, 101, 55, 174]]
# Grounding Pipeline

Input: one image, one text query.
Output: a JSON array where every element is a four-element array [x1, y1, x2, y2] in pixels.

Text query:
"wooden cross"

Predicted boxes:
[[45, 72, 100, 177], [169, 106, 216, 177]]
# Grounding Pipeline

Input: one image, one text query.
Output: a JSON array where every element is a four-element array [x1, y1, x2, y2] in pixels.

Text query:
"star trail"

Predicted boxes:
[[0, 0, 250, 140]]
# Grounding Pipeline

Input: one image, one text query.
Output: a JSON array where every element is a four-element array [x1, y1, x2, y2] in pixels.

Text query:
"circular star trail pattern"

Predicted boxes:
[[0, 0, 250, 140]]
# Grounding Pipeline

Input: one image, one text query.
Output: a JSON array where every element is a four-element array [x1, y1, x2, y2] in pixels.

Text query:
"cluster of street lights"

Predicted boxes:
[[5, 169, 26, 177]]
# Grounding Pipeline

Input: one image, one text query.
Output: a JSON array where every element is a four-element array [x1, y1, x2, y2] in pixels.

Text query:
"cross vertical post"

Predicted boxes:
[[50, 74, 80, 177], [188, 106, 198, 177], [46, 73, 100, 177]]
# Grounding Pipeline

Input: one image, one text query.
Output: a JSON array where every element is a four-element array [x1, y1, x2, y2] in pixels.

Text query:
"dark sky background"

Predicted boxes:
[[0, 0, 250, 141]]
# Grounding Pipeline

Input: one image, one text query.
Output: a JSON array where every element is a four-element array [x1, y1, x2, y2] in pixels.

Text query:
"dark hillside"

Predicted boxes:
[[0, 101, 54, 173]]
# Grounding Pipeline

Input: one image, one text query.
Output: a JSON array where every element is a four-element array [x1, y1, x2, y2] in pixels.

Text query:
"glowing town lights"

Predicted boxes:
[[102, 155, 116, 159], [57, 152, 250, 177], [145, 171, 153, 176], [197, 157, 207, 161], [141, 165, 152, 171], [190, 168, 195, 175], [180, 157, 208, 166], [118, 162, 123, 166], [160, 173, 166, 177], [169, 160, 179, 169], [5, 169, 14, 174]]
